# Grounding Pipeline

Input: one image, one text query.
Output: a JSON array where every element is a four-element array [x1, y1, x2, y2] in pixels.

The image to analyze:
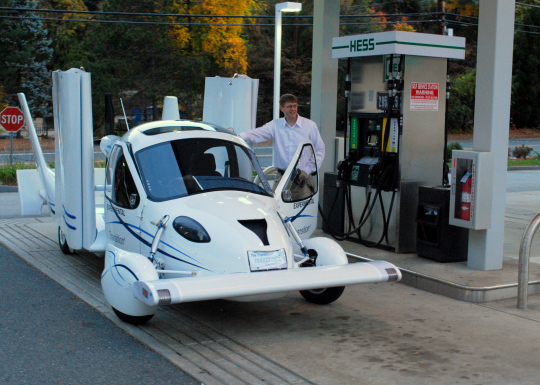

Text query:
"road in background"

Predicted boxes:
[[450, 138, 540, 153], [0, 151, 105, 164], [253, 145, 273, 168]]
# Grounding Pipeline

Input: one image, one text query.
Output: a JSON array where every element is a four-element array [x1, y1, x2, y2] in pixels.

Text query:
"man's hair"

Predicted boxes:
[[279, 94, 298, 107]]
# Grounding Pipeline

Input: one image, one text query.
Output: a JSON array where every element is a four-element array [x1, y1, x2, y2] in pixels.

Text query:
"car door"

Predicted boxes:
[[104, 143, 145, 253], [274, 141, 319, 240]]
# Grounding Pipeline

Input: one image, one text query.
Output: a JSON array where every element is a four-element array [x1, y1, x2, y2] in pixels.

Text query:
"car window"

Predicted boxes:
[[135, 138, 273, 201], [281, 143, 318, 203], [105, 145, 140, 209]]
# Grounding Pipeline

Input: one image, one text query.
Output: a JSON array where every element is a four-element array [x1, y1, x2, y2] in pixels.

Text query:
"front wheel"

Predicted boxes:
[[58, 227, 74, 255], [300, 286, 345, 305], [113, 307, 154, 325]]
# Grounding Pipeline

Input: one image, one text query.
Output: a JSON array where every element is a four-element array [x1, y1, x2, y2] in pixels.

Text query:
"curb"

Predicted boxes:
[[507, 166, 540, 171], [0, 185, 18, 193]]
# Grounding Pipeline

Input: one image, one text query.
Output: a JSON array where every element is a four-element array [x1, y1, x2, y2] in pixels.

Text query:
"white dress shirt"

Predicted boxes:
[[239, 115, 325, 173]]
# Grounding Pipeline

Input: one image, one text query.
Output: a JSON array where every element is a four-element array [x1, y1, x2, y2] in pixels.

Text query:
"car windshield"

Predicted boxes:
[[135, 138, 273, 201]]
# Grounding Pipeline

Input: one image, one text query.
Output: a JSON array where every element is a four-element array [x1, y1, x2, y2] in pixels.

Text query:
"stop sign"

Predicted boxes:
[[0, 107, 25, 132]]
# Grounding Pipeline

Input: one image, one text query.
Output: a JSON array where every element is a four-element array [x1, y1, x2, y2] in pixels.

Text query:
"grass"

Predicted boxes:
[[508, 159, 540, 167], [447, 159, 540, 169], [0, 161, 106, 186], [0, 163, 34, 185]]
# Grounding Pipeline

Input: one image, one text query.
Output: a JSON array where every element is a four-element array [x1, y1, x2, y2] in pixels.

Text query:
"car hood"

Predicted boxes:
[[143, 191, 293, 275]]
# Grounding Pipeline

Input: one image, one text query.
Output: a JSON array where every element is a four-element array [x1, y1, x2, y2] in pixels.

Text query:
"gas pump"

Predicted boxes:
[[327, 31, 466, 253]]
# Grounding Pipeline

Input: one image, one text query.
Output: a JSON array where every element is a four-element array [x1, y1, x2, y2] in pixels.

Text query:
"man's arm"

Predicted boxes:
[[237, 121, 276, 144], [311, 125, 325, 171]]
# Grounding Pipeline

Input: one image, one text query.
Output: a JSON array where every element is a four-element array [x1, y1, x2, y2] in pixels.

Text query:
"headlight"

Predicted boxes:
[[173, 216, 211, 243]]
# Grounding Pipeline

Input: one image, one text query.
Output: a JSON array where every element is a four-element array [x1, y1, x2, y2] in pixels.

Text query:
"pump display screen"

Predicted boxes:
[[367, 135, 378, 146]]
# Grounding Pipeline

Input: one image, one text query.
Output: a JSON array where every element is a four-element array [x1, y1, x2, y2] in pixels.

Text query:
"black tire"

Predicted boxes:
[[113, 307, 154, 325], [58, 226, 74, 255], [300, 286, 345, 305]]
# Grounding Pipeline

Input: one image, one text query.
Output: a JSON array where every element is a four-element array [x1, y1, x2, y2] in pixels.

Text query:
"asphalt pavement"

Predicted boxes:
[[0, 239, 201, 385]]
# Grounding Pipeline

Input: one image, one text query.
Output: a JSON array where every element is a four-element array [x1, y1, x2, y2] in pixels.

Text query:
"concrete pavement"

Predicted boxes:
[[2, 189, 540, 383]]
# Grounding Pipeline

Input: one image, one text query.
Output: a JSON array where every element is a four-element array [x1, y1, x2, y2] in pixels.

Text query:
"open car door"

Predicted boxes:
[[274, 141, 319, 240]]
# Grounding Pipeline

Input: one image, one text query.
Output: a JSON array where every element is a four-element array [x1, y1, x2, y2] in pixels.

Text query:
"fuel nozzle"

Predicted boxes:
[[337, 150, 358, 181]]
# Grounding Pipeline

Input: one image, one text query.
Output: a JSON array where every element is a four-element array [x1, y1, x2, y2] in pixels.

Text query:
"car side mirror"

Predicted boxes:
[[282, 189, 292, 202], [129, 193, 138, 207]]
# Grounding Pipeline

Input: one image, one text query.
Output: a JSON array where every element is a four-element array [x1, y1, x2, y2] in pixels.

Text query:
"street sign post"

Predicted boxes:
[[0, 107, 26, 165]]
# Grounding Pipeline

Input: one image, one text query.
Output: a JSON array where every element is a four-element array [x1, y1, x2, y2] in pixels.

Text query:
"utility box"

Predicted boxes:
[[417, 186, 468, 262], [449, 150, 494, 230], [322, 172, 345, 235]]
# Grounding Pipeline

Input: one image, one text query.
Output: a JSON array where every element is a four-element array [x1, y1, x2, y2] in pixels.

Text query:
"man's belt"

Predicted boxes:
[[276, 168, 317, 176]]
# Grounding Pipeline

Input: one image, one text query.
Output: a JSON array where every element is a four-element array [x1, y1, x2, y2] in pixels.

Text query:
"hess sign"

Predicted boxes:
[[0, 107, 25, 132]]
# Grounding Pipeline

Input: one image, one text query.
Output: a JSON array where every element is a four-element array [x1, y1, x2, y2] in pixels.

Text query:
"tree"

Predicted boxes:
[[0, 0, 53, 117], [448, 68, 476, 132], [170, 0, 260, 74], [512, 2, 540, 128]]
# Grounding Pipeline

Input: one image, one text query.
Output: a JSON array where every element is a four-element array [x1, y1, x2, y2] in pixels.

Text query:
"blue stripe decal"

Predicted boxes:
[[106, 205, 212, 272], [111, 251, 126, 282], [48, 201, 56, 207], [101, 268, 109, 279], [113, 264, 139, 281], [108, 221, 202, 264], [63, 215, 76, 230], [50, 207, 56, 215], [292, 215, 313, 220], [107, 252, 124, 287], [63, 205, 76, 219]]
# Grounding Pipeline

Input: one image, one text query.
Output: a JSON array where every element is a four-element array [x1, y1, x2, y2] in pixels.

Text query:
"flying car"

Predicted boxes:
[[17, 69, 401, 325]]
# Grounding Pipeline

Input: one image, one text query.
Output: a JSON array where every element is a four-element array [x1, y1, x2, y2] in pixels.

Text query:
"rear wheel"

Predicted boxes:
[[300, 286, 345, 305], [113, 307, 154, 325], [58, 227, 74, 255]]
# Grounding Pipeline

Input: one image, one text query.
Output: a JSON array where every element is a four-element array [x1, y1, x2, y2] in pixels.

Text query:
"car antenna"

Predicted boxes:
[[120, 98, 130, 131]]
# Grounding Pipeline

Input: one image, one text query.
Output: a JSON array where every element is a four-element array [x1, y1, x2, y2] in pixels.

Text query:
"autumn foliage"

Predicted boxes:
[[171, 0, 260, 74]]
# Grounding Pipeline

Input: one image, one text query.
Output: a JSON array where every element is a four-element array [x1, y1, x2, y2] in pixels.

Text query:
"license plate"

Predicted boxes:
[[248, 249, 287, 272]]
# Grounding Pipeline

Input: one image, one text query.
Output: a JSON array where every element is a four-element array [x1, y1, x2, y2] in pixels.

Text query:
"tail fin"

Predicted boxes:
[[17, 93, 56, 214], [52, 69, 96, 250], [162, 96, 180, 120]]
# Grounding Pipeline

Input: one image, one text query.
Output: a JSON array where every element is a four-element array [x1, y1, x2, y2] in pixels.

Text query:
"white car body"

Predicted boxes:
[[17, 68, 401, 324]]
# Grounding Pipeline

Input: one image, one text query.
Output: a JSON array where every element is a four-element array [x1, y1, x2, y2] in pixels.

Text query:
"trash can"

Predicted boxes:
[[416, 185, 468, 262], [322, 172, 345, 235]]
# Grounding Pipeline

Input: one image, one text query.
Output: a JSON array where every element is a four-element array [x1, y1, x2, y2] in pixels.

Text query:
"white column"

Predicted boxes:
[[469, 0, 515, 270], [311, 0, 340, 227], [273, 11, 283, 120]]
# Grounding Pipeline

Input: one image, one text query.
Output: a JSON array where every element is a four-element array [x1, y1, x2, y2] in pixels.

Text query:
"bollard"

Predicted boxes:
[[517, 211, 540, 309]]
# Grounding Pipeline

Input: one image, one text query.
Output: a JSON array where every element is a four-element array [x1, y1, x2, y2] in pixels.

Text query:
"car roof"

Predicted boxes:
[[120, 120, 247, 153]]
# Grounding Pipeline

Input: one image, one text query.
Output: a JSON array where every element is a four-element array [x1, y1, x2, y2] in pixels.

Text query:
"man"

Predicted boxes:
[[230, 94, 325, 193]]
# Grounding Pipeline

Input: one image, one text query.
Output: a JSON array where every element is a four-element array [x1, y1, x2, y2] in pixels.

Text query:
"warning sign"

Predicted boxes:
[[410, 83, 439, 111]]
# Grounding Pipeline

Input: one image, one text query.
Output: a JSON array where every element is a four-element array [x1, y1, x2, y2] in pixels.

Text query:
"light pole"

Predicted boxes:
[[274, 2, 302, 120]]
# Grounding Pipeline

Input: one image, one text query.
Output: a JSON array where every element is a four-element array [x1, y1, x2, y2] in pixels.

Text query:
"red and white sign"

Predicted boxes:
[[410, 83, 439, 111], [0, 107, 25, 132]]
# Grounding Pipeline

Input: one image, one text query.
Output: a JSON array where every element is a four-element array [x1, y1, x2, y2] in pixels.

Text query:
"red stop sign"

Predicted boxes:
[[0, 107, 25, 132]]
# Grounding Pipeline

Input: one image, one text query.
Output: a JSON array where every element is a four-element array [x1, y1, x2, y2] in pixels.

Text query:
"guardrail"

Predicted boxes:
[[517, 211, 540, 309]]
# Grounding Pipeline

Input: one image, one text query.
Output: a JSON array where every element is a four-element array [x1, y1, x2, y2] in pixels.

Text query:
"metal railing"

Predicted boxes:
[[517, 211, 540, 309], [34, 125, 50, 137]]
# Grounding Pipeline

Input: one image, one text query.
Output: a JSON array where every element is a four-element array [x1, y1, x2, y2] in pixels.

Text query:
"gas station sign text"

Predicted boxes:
[[410, 83, 439, 111]]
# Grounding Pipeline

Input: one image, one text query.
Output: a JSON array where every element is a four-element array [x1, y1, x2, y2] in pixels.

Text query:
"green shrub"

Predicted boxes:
[[0, 163, 35, 185], [511, 144, 533, 159], [446, 142, 463, 160]]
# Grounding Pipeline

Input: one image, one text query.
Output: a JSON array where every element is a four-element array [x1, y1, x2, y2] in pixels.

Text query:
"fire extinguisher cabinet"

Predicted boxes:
[[449, 150, 494, 230]]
